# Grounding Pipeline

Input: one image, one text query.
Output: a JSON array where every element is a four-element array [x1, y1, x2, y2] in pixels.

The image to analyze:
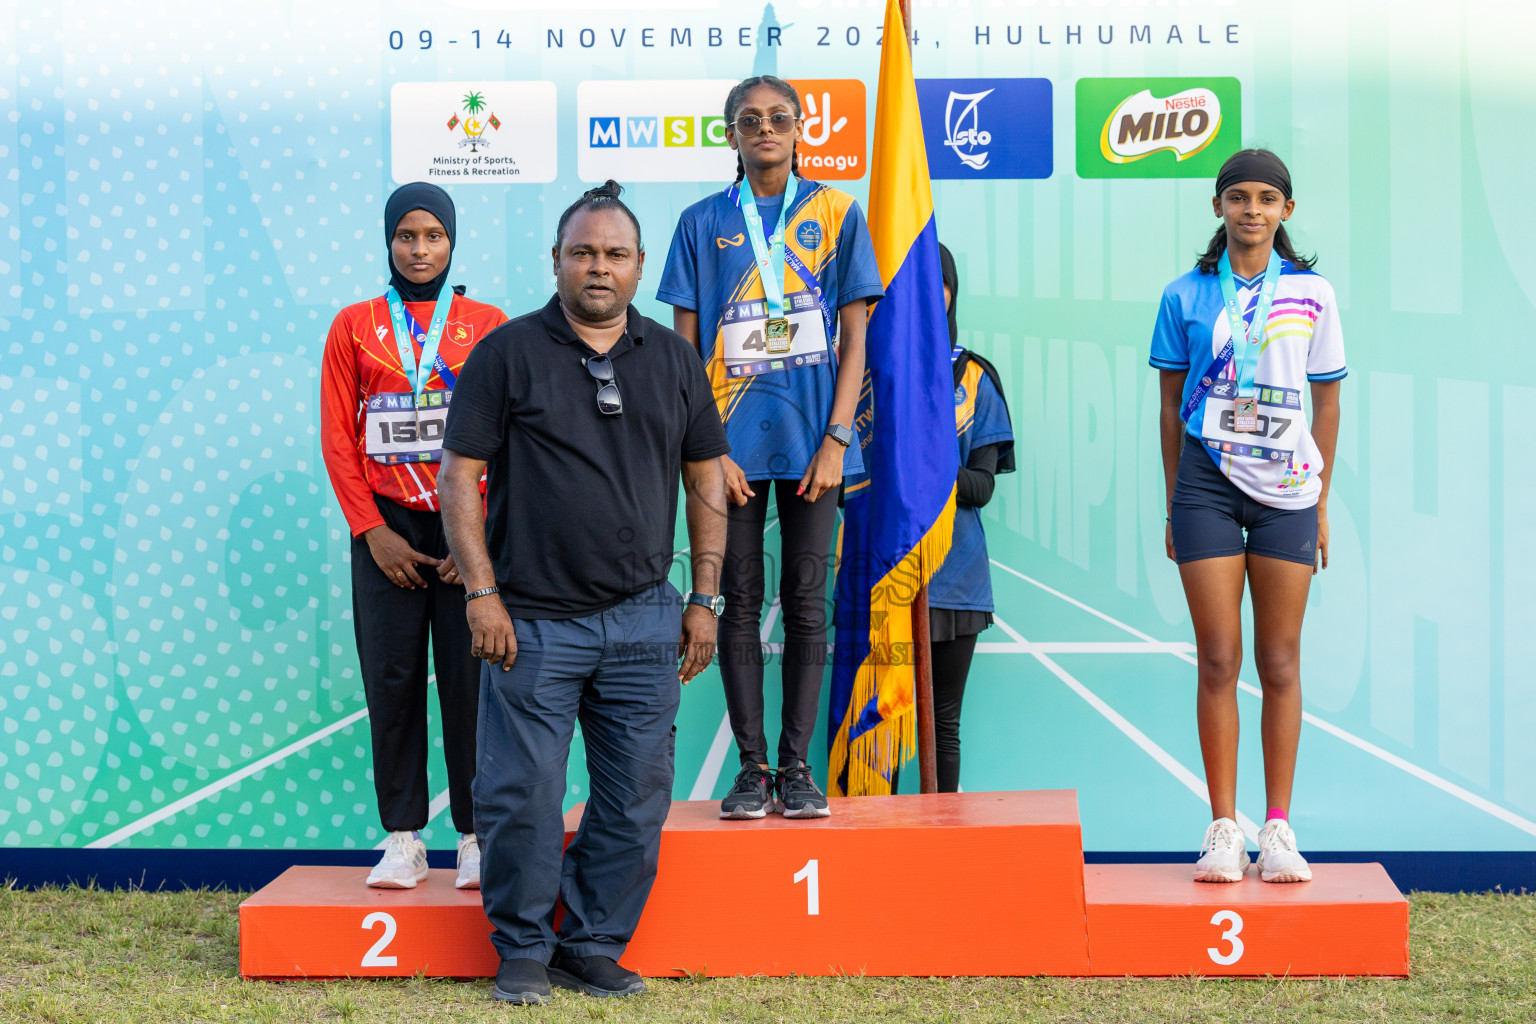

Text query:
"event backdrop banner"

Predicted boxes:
[[1, 0, 1534, 867]]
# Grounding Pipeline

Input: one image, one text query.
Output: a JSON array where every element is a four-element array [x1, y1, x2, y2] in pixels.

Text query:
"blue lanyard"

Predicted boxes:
[[1216, 248, 1281, 397], [737, 174, 800, 320], [385, 284, 454, 400], [401, 307, 457, 389]]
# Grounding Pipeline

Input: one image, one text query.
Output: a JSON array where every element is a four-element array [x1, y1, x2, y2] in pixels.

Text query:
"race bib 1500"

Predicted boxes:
[[719, 289, 830, 379], [365, 389, 451, 464]]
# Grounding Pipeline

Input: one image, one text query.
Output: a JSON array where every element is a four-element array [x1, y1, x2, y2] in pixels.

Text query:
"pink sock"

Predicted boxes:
[[1266, 807, 1287, 822]]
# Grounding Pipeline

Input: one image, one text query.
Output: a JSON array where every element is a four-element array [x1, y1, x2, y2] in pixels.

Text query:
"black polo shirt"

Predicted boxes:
[[443, 295, 730, 619]]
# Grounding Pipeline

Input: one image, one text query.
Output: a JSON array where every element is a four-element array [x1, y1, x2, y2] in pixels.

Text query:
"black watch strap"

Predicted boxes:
[[464, 586, 500, 603], [825, 423, 855, 448]]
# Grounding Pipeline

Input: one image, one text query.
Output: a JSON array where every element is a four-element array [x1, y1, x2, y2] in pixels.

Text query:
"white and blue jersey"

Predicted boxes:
[[1150, 260, 1346, 509], [928, 355, 1014, 613]]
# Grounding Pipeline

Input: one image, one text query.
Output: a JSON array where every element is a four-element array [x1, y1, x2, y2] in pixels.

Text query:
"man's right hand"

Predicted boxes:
[[467, 594, 518, 670], [721, 454, 755, 507], [364, 525, 441, 588]]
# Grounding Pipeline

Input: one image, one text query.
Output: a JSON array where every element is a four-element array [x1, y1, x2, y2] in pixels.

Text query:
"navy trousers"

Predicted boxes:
[[474, 581, 683, 962]]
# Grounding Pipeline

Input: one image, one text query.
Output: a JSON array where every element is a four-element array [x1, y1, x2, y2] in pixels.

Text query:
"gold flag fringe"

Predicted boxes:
[[829, 486, 957, 797]]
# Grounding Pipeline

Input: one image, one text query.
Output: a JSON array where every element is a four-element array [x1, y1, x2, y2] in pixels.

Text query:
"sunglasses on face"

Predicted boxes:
[[731, 112, 799, 135], [584, 353, 622, 416]]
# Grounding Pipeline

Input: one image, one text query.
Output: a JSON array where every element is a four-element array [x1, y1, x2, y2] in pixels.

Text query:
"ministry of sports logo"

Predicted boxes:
[[445, 91, 501, 153], [915, 78, 1052, 180], [1076, 77, 1241, 178], [391, 81, 558, 184]]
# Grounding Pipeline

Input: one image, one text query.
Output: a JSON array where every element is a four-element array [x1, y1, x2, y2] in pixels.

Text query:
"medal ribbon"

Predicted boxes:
[[401, 306, 458, 389], [386, 283, 455, 401], [737, 174, 800, 321], [1216, 248, 1282, 398]]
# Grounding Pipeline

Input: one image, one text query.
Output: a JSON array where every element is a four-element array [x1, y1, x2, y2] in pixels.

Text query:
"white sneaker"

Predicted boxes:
[[1256, 818, 1313, 883], [455, 832, 481, 890], [1194, 817, 1251, 883], [367, 830, 429, 889]]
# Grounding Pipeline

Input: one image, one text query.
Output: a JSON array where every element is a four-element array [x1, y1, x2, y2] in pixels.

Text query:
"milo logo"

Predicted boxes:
[[1101, 88, 1220, 163], [1076, 77, 1241, 178]]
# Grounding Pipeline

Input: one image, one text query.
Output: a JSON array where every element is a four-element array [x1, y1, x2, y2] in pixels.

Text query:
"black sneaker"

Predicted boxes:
[[776, 762, 831, 819], [493, 957, 551, 1005], [548, 951, 646, 998], [719, 764, 774, 819]]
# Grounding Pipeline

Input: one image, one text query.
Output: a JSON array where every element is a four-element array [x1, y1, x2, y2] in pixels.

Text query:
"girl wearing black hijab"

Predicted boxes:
[[320, 182, 507, 889], [923, 243, 1015, 793]]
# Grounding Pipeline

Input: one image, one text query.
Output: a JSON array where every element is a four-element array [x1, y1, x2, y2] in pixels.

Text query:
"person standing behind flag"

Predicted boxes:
[[659, 75, 884, 821], [320, 182, 506, 889], [1152, 149, 1345, 884], [828, 0, 960, 798], [924, 243, 1014, 793]]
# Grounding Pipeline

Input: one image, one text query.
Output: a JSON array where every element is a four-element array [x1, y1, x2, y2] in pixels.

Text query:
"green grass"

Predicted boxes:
[[1, 886, 1533, 1023]]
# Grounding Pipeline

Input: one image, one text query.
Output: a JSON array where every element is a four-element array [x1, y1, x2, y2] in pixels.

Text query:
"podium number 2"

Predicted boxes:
[[1207, 910, 1244, 965], [794, 859, 820, 916], [361, 912, 399, 967]]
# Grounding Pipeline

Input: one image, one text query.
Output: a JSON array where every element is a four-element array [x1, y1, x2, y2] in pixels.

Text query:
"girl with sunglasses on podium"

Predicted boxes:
[[659, 76, 884, 821]]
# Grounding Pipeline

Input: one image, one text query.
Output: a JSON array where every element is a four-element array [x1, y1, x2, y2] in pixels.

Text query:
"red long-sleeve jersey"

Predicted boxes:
[[321, 293, 507, 536]]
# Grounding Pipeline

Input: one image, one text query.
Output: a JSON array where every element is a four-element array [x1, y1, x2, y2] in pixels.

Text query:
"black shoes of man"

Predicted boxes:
[[493, 952, 646, 1005]]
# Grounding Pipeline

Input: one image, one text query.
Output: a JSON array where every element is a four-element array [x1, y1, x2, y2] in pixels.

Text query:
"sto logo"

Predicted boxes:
[[717, 233, 745, 248]]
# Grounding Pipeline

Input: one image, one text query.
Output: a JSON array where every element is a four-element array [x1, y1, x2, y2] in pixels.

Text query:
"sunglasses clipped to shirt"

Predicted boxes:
[[584, 353, 622, 416]]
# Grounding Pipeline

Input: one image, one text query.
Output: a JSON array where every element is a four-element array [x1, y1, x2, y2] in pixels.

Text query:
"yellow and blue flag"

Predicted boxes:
[[828, 0, 960, 797]]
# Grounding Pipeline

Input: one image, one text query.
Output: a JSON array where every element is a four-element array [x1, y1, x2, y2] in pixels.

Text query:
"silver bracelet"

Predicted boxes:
[[463, 586, 500, 604]]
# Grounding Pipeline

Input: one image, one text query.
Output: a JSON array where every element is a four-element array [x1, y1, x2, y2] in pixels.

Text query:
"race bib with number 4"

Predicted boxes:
[[720, 290, 830, 379], [1201, 379, 1302, 462], [365, 389, 452, 464]]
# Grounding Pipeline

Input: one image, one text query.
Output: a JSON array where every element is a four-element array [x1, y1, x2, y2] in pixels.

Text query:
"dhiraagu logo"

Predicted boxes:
[[578, 80, 737, 182], [1076, 77, 1240, 178]]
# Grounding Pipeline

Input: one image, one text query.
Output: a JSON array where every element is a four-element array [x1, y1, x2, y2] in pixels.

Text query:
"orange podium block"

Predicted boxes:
[[1084, 863, 1409, 977], [240, 867, 497, 979], [597, 791, 1090, 977]]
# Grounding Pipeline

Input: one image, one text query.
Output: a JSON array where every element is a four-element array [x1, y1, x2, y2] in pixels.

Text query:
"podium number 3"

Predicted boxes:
[[1207, 909, 1244, 965], [361, 911, 399, 967], [794, 859, 820, 916]]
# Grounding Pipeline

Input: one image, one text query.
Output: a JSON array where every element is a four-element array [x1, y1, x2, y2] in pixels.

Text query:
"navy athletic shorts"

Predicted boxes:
[[1170, 434, 1319, 567]]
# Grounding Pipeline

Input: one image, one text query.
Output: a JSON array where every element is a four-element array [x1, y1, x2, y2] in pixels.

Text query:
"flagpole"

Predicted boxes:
[[893, 0, 940, 797]]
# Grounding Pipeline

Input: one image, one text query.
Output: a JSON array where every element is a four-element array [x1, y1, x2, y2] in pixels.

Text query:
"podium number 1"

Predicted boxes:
[[794, 859, 820, 916], [361, 911, 399, 967], [1207, 910, 1244, 965]]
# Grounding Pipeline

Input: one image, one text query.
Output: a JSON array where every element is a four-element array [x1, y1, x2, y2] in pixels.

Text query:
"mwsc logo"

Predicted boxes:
[[1076, 77, 1240, 178], [915, 79, 1052, 180], [578, 80, 738, 183]]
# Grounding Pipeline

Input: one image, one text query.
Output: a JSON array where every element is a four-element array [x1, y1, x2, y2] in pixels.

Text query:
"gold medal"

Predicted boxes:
[[765, 317, 792, 355]]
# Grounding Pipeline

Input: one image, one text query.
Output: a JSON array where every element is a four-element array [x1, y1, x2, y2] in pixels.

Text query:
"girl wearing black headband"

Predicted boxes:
[[320, 181, 507, 890], [1149, 148, 1346, 885]]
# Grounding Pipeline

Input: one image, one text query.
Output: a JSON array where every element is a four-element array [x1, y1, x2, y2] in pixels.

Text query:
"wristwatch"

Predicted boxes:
[[825, 423, 855, 448], [685, 592, 725, 618]]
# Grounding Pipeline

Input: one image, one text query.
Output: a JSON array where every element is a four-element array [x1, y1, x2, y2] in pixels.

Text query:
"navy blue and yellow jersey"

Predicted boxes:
[[928, 354, 1014, 613], [657, 177, 884, 481]]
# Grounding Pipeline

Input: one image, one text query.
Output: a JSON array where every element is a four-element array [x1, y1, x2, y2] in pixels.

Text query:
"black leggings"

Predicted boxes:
[[718, 480, 839, 768], [351, 496, 479, 834], [930, 633, 978, 793]]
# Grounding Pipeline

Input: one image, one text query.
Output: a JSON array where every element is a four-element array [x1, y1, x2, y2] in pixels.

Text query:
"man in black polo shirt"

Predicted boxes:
[[439, 180, 729, 1005]]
